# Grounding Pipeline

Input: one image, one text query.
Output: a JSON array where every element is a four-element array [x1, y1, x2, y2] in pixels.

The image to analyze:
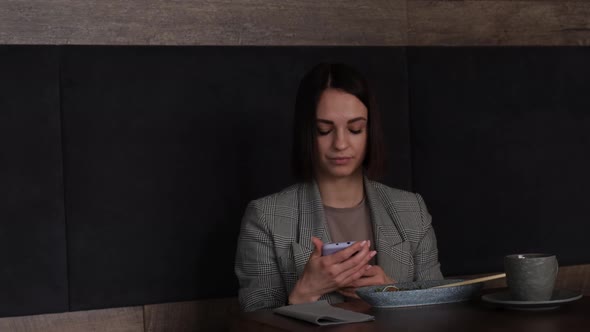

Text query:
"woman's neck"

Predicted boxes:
[[316, 171, 364, 208]]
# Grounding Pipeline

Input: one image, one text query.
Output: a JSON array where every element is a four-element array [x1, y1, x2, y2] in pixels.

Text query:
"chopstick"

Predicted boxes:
[[431, 273, 506, 289]]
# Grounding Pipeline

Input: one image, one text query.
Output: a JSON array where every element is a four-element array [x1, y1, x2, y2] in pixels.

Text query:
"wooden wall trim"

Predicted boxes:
[[0, 0, 407, 45], [1, 1, 589, 45], [144, 297, 240, 332], [0, 306, 144, 332], [408, 1, 590, 46]]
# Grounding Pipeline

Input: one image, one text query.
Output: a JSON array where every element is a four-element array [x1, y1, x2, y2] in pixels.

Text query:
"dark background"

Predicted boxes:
[[1, 46, 589, 317]]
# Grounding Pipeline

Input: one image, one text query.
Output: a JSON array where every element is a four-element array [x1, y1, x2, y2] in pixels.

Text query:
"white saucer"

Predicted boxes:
[[481, 289, 583, 311]]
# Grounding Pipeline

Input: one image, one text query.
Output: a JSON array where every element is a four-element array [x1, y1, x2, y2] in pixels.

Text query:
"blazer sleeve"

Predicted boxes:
[[414, 193, 444, 281], [234, 200, 287, 311]]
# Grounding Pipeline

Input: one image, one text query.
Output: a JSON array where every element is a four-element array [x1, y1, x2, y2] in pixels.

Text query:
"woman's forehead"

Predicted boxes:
[[316, 89, 367, 121]]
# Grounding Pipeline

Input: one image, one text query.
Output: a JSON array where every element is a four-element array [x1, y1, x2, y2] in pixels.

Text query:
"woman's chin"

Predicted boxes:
[[321, 167, 361, 179]]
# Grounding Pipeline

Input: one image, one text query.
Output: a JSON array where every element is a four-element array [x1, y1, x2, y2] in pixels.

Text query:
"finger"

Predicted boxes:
[[338, 290, 359, 299], [337, 247, 376, 275], [356, 266, 394, 286], [338, 287, 360, 299], [337, 244, 371, 269], [350, 275, 381, 288], [340, 264, 373, 286], [310, 236, 324, 259], [362, 265, 379, 277], [335, 253, 374, 285], [352, 276, 392, 287], [348, 266, 378, 287], [339, 249, 379, 283]]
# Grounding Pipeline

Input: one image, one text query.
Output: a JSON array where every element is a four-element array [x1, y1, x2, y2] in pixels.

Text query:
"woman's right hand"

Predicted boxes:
[[287, 237, 376, 304]]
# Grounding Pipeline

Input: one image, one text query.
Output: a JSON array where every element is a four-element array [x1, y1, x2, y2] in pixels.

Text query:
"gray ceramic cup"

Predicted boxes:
[[504, 254, 558, 301]]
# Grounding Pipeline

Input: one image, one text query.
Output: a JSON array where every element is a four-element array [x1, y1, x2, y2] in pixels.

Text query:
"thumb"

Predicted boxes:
[[310, 236, 324, 258]]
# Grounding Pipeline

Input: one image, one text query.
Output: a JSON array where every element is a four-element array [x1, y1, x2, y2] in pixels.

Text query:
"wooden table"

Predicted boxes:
[[233, 294, 589, 331]]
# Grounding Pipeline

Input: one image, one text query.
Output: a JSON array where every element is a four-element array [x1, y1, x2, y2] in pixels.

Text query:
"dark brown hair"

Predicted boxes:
[[291, 63, 385, 182]]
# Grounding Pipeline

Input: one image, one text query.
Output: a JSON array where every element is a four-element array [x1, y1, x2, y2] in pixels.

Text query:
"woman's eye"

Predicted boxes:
[[317, 128, 332, 136], [349, 129, 363, 134]]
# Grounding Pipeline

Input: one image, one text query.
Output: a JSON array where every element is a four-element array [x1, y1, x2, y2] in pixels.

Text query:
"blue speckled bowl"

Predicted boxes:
[[356, 279, 483, 308]]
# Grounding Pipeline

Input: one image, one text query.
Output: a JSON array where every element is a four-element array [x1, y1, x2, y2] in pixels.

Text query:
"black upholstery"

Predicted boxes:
[[0, 46, 68, 316], [408, 47, 590, 274], [0, 45, 588, 316], [60, 47, 410, 310]]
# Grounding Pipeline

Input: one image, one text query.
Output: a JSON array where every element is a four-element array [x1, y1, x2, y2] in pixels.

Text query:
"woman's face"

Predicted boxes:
[[314, 88, 368, 181]]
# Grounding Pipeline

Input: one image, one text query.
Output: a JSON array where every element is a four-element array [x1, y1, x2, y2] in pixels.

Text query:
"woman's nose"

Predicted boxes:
[[333, 130, 349, 150]]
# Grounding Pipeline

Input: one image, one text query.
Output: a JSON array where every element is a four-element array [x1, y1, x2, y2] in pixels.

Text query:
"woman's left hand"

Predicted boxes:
[[338, 265, 395, 299]]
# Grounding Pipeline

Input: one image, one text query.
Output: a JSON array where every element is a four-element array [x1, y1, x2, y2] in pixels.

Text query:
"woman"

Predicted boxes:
[[235, 63, 442, 312]]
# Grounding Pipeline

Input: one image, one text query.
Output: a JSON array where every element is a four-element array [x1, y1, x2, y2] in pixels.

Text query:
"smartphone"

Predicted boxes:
[[322, 241, 356, 256]]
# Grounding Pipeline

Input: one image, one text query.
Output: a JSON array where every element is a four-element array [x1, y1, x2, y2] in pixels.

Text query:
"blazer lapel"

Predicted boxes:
[[364, 178, 410, 280], [291, 181, 332, 277]]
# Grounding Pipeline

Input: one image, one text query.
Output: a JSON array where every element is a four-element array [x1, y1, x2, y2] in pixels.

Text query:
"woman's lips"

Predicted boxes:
[[328, 157, 352, 165]]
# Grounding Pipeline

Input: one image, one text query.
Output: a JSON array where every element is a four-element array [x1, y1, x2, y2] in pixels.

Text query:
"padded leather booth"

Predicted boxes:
[[0, 46, 588, 317]]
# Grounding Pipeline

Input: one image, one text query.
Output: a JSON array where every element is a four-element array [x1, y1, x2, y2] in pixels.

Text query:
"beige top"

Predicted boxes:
[[324, 197, 376, 254]]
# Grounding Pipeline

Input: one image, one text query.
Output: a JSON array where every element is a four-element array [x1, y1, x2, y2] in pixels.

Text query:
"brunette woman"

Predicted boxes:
[[235, 63, 442, 311]]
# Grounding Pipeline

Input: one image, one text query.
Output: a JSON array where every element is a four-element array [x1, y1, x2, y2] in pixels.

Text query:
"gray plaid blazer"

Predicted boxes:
[[235, 178, 443, 311]]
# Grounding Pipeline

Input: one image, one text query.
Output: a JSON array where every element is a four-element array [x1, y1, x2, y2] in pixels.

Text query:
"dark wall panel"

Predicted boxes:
[[0, 46, 68, 316], [408, 47, 590, 275], [4, 45, 590, 316], [61, 47, 410, 310]]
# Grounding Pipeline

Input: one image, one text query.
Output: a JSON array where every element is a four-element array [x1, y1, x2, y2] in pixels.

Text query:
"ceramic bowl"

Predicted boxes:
[[356, 279, 483, 308]]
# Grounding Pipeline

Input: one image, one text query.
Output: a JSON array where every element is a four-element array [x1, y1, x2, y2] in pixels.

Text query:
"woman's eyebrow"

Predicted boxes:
[[347, 117, 367, 124], [316, 119, 334, 124], [316, 117, 367, 124]]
